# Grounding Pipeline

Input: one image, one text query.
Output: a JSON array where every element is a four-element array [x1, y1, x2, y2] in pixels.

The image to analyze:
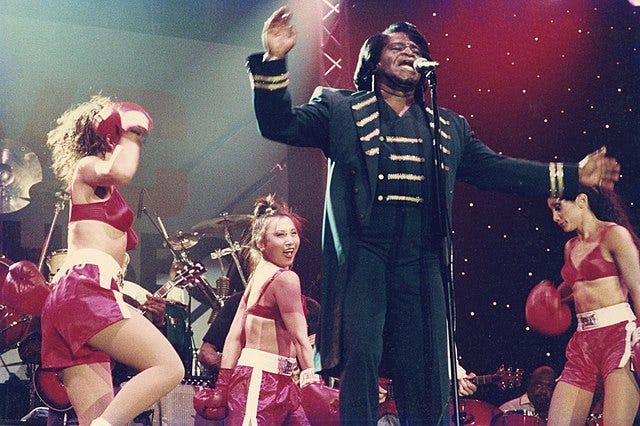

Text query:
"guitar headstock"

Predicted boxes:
[[493, 364, 523, 391], [174, 262, 207, 288]]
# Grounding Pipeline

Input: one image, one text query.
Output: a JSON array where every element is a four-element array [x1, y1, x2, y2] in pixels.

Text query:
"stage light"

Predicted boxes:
[[629, 0, 640, 6]]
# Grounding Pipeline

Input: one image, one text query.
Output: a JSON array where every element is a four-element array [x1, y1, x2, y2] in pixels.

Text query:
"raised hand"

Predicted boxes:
[[578, 146, 620, 189], [262, 6, 297, 60]]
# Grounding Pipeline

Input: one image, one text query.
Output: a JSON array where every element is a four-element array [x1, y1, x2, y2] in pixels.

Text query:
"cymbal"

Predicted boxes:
[[0, 139, 42, 213], [22, 180, 68, 205], [166, 231, 200, 250], [192, 214, 252, 235]]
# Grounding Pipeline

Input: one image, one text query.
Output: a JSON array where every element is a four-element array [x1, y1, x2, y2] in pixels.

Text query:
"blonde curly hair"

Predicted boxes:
[[46, 95, 113, 186]]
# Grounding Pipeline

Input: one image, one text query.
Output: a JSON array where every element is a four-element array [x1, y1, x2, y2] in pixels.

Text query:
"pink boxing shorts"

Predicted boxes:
[[41, 249, 131, 369], [558, 303, 636, 392], [227, 348, 309, 426]]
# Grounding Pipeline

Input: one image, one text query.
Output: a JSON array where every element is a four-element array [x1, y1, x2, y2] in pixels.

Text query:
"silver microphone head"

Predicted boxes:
[[413, 57, 440, 73], [216, 276, 230, 299]]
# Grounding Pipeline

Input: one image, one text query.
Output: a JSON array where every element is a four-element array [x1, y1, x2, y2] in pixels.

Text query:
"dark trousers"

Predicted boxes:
[[339, 205, 448, 425]]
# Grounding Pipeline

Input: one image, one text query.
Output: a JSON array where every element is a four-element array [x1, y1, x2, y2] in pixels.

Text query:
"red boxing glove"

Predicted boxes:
[[300, 369, 340, 426], [1, 260, 51, 316], [93, 101, 153, 148], [631, 323, 640, 381], [193, 367, 233, 420], [0, 257, 13, 284], [525, 280, 571, 336]]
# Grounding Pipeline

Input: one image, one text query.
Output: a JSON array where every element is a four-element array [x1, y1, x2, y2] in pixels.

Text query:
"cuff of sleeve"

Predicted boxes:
[[299, 368, 321, 388], [561, 163, 579, 199], [246, 52, 287, 75]]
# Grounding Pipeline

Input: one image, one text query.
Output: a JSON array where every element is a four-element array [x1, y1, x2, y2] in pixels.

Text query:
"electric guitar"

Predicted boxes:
[[378, 364, 523, 418], [33, 262, 206, 412]]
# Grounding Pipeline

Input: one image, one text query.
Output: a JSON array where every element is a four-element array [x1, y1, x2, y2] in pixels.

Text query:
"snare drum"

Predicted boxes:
[[45, 249, 68, 281], [491, 410, 546, 425]]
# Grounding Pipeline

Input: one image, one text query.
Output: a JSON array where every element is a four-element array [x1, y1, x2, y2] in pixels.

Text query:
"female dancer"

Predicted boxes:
[[42, 95, 184, 425], [547, 186, 640, 425], [217, 195, 315, 425]]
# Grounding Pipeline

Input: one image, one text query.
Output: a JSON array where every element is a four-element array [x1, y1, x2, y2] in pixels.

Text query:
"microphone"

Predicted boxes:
[[137, 188, 144, 218], [413, 57, 440, 73], [216, 276, 230, 300]]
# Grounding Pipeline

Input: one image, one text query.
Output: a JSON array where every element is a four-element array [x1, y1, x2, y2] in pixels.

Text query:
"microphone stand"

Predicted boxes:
[[37, 195, 68, 274], [423, 69, 461, 426]]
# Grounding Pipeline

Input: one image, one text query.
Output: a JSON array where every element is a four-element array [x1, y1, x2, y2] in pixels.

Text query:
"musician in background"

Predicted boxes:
[[198, 291, 243, 374], [499, 365, 557, 419]]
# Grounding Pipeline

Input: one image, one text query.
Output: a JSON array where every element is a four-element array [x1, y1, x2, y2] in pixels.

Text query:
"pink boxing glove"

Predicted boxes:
[[93, 101, 153, 148], [300, 368, 340, 426], [193, 368, 233, 420], [525, 280, 571, 336], [1, 260, 51, 316]]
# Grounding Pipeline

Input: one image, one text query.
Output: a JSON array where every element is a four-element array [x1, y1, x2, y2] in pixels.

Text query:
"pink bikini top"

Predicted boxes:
[[245, 269, 308, 321], [245, 269, 286, 322], [560, 223, 619, 288], [69, 187, 138, 251]]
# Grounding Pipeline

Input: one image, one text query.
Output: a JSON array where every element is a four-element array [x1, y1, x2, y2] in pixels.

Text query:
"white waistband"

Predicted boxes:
[[53, 248, 123, 290], [576, 303, 635, 331], [237, 348, 296, 376]]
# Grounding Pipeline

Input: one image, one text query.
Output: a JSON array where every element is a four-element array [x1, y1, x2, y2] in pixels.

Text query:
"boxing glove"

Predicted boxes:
[[193, 367, 233, 420], [525, 280, 571, 336], [300, 369, 340, 426], [0, 257, 13, 284], [631, 322, 640, 380], [93, 102, 153, 148], [1, 260, 51, 316]]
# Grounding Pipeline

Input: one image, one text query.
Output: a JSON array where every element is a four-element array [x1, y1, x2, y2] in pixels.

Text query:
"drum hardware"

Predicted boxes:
[[164, 231, 201, 251], [193, 212, 251, 290], [0, 139, 43, 214], [191, 212, 252, 288], [210, 240, 243, 301]]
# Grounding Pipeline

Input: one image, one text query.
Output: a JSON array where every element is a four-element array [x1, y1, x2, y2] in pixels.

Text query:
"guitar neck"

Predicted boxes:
[[154, 280, 177, 299], [469, 374, 496, 386], [154, 268, 196, 299]]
